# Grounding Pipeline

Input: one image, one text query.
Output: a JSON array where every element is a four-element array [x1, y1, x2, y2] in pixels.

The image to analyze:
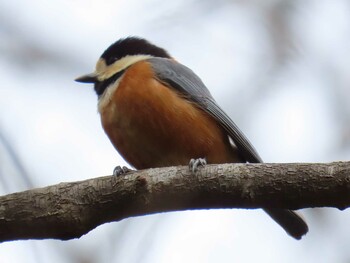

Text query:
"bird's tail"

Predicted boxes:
[[264, 208, 308, 240]]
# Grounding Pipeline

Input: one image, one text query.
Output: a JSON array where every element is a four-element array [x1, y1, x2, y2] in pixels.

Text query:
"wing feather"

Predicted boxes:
[[148, 57, 262, 163]]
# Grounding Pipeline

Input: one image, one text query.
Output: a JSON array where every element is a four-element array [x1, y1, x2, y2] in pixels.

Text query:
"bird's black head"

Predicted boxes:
[[75, 37, 171, 97], [101, 37, 171, 65]]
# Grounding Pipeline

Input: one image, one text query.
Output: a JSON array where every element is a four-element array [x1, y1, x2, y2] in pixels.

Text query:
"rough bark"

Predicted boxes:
[[0, 161, 349, 243]]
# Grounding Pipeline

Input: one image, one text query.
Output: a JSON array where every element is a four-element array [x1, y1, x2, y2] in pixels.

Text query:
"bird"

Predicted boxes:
[[75, 36, 308, 239]]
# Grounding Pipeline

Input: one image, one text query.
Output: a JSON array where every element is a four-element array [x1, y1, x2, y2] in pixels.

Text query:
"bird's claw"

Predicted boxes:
[[189, 157, 207, 173], [113, 166, 132, 176]]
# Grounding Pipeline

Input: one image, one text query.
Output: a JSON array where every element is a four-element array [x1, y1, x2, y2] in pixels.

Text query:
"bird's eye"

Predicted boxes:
[[106, 57, 117, 65]]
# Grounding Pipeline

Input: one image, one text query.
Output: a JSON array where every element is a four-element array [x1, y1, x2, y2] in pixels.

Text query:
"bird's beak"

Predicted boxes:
[[75, 72, 98, 83]]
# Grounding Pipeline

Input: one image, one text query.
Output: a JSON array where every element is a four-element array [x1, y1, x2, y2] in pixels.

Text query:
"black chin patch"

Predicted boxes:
[[94, 69, 126, 97]]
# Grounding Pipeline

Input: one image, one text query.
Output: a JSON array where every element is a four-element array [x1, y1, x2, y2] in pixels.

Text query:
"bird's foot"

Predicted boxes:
[[189, 157, 207, 173], [113, 166, 132, 176]]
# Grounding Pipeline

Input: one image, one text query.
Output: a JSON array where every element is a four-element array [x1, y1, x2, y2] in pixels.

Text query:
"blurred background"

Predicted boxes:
[[1, 0, 350, 262]]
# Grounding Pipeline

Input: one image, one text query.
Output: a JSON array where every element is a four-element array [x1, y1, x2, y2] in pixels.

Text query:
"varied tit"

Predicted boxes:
[[76, 37, 308, 239]]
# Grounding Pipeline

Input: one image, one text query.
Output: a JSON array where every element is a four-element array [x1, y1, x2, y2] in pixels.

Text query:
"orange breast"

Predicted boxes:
[[99, 60, 242, 169]]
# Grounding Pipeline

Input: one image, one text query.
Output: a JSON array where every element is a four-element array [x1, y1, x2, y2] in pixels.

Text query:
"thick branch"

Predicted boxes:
[[0, 161, 349, 242]]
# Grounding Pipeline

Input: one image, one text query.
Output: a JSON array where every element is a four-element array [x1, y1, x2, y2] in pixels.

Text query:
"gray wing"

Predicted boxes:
[[149, 58, 309, 240], [148, 57, 263, 163]]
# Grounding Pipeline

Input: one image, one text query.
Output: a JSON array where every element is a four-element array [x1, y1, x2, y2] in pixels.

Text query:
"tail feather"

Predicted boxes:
[[264, 208, 308, 240]]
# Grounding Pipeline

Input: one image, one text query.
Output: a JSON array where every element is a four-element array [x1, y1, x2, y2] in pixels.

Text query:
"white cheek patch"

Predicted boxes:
[[97, 77, 122, 114], [96, 54, 154, 113], [98, 54, 153, 81]]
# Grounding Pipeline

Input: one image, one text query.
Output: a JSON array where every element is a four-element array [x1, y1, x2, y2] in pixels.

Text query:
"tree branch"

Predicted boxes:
[[0, 161, 349, 243]]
